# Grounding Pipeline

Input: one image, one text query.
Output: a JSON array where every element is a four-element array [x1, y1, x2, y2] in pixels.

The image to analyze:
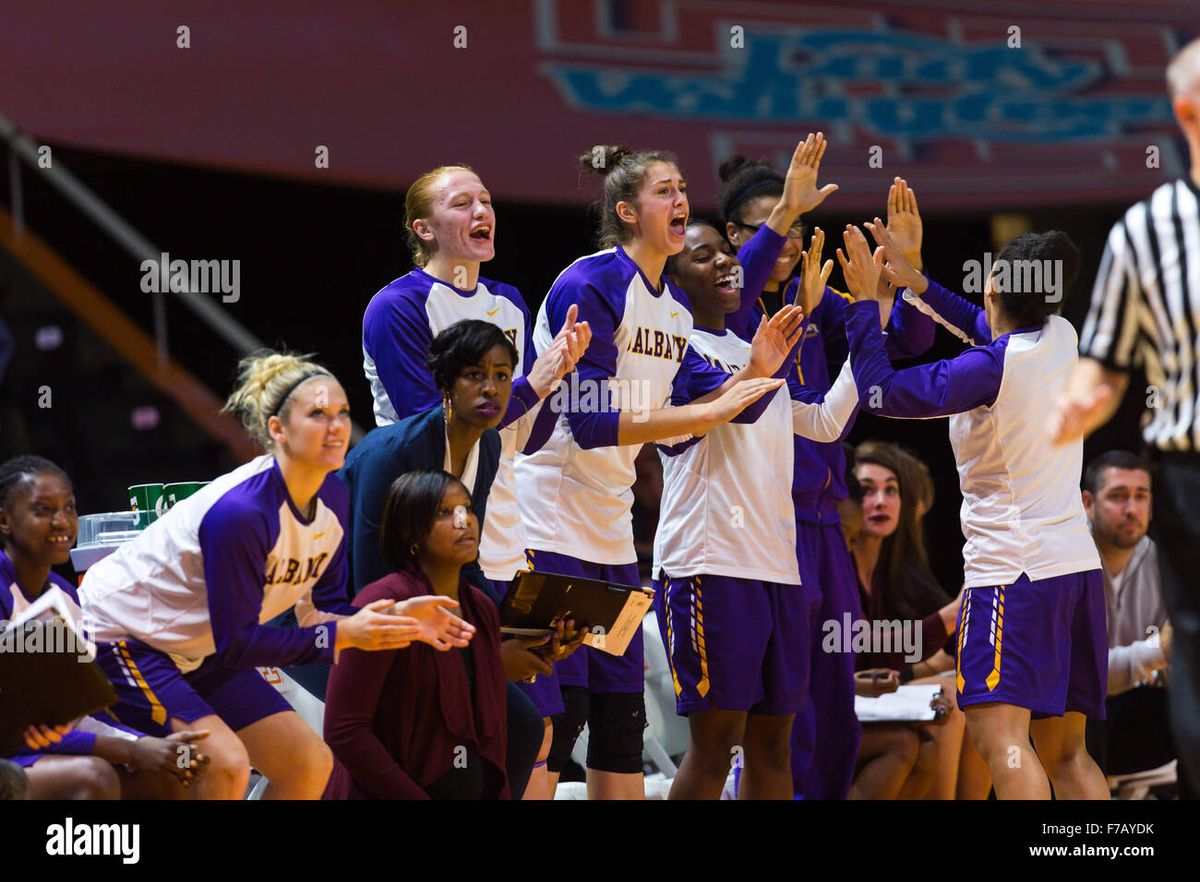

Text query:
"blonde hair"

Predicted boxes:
[[403, 164, 475, 267], [1167, 37, 1200, 98], [223, 351, 334, 450]]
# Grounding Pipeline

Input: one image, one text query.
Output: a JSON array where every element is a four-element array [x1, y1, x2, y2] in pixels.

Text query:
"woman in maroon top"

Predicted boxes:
[[324, 469, 507, 799], [850, 442, 958, 678], [844, 442, 989, 800]]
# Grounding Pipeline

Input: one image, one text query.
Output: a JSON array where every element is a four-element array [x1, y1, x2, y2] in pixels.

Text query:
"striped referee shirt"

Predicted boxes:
[[1079, 177, 1200, 452]]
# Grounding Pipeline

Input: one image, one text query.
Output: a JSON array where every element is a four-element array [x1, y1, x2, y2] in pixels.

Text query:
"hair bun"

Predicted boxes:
[[1039, 230, 1082, 290], [717, 155, 750, 182], [579, 145, 632, 177]]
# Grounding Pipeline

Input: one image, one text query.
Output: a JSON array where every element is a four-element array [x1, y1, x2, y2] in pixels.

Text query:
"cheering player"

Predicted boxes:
[[361, 164, 590, 798], [841, 221, 1109, 799], [655, 217, 859, 799], [722, 157, 934, 797], [517, 145, 803, 799]]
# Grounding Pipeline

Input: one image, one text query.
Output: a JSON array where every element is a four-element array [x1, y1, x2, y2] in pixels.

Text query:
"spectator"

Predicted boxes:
[[1082, 450, 1176, 780], [845, 442, 975, 800]]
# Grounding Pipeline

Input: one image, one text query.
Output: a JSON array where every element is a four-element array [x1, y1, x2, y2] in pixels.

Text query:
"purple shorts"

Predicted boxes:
[[94, 638, 292, 736], [654, 573, 812, 715], [956, 570, 1108, 720], [485, 575, 565, 717], [524, 549, 644, 694], [789, 516, 862, 800]]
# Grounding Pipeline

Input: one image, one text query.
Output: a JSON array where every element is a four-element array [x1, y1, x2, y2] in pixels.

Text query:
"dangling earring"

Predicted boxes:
[[410, 543, 419, 556], [442, 392, 454, 424]]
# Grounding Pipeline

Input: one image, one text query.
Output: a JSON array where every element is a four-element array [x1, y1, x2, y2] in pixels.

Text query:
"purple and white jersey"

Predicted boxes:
[[79, 455, 355, 674], [848, 280, 1100, 588], [653, 326, 858, 584], [0, 548, 82, 624], [362, 268, 540, 583], [362, 268, 533, 426], [517, 246, 734, 565]]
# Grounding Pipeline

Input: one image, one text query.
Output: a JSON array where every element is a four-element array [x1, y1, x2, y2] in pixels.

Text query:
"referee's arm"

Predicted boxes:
[[1049, 221, 1138, 445]]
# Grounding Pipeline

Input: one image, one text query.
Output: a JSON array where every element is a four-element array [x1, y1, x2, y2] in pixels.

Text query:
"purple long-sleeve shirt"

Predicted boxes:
[[846, 280, 1007, 418], [731, 237, 937, 518], [362, 268, 540, 428], [80, 455, 357, 673]]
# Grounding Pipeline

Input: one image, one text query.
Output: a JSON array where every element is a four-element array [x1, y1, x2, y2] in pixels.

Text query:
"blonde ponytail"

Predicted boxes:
[[223, 351, 334, 450]]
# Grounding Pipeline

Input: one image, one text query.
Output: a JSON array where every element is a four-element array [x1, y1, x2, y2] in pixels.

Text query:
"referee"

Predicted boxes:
[[1049, 36, 1200, 795]]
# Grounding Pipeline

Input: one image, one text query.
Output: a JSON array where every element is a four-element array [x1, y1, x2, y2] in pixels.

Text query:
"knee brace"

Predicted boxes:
[[585, 691, 647, 774], [547, 686, 589, 773]]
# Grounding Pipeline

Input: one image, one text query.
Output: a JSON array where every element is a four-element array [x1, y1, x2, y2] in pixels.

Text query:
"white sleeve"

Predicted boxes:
[[1107, 631, 1167, 696], [75, 715, 140, 742], [510, 399, 543, 452], [791, 357, 859, 442]]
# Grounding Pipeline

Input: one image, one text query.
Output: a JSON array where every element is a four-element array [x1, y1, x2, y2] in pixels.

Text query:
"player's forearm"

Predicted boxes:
[[92, 734, 137, 765], [689, 362, 759, 406], [616, 402, 718, 446], [764, 198, 802, 236]]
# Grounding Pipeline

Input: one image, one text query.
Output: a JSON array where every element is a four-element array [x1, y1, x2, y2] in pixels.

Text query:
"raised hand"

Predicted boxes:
[[798, 226, 834, 315], [527, 304, 592, 397], [557, 304, 592, 367], [783, 132, 839, 215], [864, 218, 926, 294], [885, 177, 923, 270], [836, 225, 885, 302], [749, 303, 806, 377]]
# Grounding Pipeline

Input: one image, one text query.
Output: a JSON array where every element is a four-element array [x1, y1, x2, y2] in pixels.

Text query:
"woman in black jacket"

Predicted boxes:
[[339, 320, 574, 797]]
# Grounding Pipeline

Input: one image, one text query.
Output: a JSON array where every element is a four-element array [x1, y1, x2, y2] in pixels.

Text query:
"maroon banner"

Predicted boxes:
[[2, 0, 1196, 211]]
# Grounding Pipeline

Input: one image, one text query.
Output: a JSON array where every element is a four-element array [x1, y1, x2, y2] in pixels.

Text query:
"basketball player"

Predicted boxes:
[[517, 145, 803, 799], [655, 219, 859, 799], [0, 456, 210, 799], [722, 160, 935, 798], [841, 221, 1109, 799], [78, 353, 474, 799], [363, 164, 591, 798]]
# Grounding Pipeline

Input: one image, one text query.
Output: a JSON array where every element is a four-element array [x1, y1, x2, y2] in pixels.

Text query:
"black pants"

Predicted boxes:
[[1149, 455, 1200, 794], [1086, 686, 1174, 776]]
